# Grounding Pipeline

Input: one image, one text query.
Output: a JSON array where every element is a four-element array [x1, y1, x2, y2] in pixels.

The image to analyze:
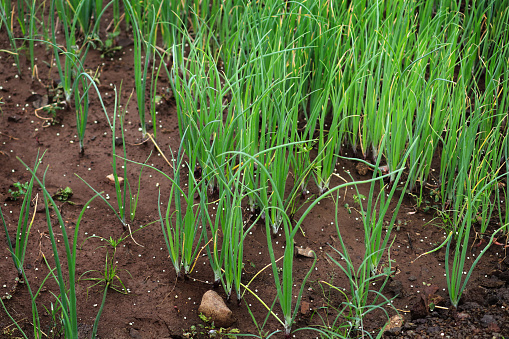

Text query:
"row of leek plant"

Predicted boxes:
[[2, 0, 127, 153], [41, 0, 108, 153], [162, 3, 509, 335], [167, 0, 509, 232], [126, 1, 509, 320], [1, 0, 117, 76], [163, 15, 401, 334], [1, 151, 107, 339], [5, 0, 508, 223], [156, 14, 319, 331], [0, 83, 149, 338]]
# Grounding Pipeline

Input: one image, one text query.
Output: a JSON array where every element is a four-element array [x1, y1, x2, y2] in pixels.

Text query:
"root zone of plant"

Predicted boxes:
[[1, 27, 509, 339]]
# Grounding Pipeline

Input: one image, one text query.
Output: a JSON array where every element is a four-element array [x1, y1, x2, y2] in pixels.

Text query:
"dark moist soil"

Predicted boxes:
[[1, 26, 509, 339]]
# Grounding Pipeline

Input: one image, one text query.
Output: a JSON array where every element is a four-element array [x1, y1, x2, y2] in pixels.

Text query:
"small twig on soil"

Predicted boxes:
[[407, 232, 414, 252], [106, 12, 125, 32], [188, 238, 213, 274], [131, 137, 149, 146], [332, 172, 349, 200], [0, 131, 19, 140], [240, 256, 284, 299], [492, 237, 509, 248], [31, 64, 45, 86], [186, 276, 214, 285], [1, 317, 28, 332], [30, 193, 39, 224], [145, 133, 174, 170], [159, 276, 180, 307], [127, 223, 144, 247]]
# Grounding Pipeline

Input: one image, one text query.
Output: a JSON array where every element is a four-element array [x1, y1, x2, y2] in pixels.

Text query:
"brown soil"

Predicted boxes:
[[1, 25, 509, 339]]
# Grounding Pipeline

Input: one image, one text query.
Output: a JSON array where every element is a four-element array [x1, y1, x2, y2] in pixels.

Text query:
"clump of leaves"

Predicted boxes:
[[98, 31, 122, 58], [53, 187, 73, 201], [48, 82, 65, 104], [9, 182, 29, 200], [353, 193, 366, 206], [182, 325, 198, 338], [193, 313, 241, 338]]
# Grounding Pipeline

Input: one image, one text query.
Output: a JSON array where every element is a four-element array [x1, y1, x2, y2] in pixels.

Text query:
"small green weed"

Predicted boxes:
[[352, 193, 366, 207], [80, 234, 132, 295], [181, 313, 241, 338], [42, 103, 63, 125], [344, 203, 352, 214], [98, 31, 122, 58], [48, 82, 65, 103], [8, 182, 29, 200]]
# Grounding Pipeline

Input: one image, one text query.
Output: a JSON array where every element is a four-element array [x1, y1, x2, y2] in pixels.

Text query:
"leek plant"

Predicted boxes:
[[170, 28, 239, 196], [49, 0, 81, 105], [49, 0, 112, 105], [311, 74, 347, 195], [197, 127, 254, 293], [446, 172, 509, 308], [227, 144, 312, 335], [199, 179, 228, 287], [0, 1, 21, 74], [216, 171, 246, 302], [324, 189, 397, 335], [110, 87, 148, 224], [498, 116, 509, 232], [2, 151, 43, 278], [351, 133, 418, 274], [123, 0, 157, 139], [303, 15, 349, 193], [442, 90, 507, 236], [14, 0, 26, 34], [77, 85, 148, 226], [18, 156, 104, 339], [204, 148, 261, 302], [116, 137, 204, 278], [24, 0, 37, 73], [74, 74, 91, 155], [158, 143, 203, 279], [67, 0, 96, 35], [264, 70, 303, 233]]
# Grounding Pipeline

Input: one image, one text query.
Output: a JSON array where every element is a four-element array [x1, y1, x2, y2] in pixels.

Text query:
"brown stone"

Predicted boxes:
[[300, 300, 310, 315], [356, 162, 369, 175], [106, 174, 124, 185], [198, 290, 236, 328], [295, 246, 316, 258], [383, 314, 404, 333]]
